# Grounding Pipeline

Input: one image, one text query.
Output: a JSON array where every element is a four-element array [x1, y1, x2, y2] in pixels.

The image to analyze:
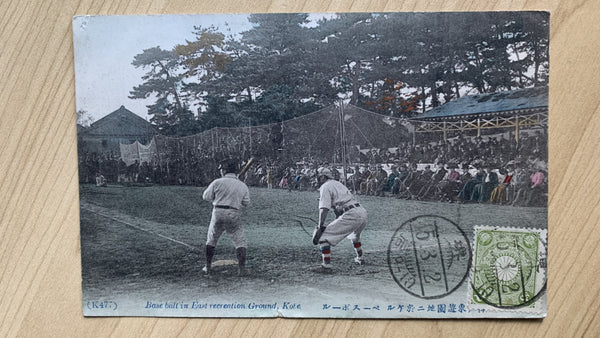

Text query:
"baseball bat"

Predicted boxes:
[[238, 157, 255, 178]]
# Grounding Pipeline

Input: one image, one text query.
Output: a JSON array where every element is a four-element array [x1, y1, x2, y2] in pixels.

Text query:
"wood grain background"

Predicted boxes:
[[1, 0, 598, 336]]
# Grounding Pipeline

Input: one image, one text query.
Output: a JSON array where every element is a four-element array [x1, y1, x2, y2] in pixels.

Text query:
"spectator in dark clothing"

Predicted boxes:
[[458, 167, 484, 203]]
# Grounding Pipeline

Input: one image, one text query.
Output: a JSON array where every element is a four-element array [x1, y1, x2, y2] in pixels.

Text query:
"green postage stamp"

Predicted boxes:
[[469, 226, 547, 315]]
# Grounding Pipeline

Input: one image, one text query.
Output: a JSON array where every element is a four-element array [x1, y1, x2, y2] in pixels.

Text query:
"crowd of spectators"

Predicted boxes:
[[359, 130, 546, 169], [79, 130, 547, 207], [347, 160, 547, 207]]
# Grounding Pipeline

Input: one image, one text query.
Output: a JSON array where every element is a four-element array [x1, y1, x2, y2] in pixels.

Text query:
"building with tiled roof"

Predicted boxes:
[[77, 105, 157, 154]]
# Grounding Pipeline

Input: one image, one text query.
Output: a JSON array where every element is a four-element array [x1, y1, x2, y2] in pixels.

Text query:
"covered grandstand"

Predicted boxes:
[[411, 86, 548, 142]]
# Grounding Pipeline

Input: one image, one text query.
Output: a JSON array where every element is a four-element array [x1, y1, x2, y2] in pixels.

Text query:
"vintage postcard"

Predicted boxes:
[[74, 12, 548, 318]]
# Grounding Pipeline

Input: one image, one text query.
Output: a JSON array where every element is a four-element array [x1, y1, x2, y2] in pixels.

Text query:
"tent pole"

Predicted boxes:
[[339, 102, 347, 185], [443, 121, 447, 142], [515, 116, 520, 143]]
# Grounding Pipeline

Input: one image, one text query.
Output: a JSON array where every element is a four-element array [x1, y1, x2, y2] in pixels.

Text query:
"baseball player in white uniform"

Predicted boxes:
[[202, 159, 250, 277], [312, 167, 367, 271]]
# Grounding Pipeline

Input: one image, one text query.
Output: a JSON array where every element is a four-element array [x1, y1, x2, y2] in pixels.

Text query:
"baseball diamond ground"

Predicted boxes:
[[79, 184, 547, 318]]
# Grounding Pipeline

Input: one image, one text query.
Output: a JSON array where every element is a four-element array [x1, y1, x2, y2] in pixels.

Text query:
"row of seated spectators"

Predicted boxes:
[[79, 131, 547, 207], [241, 155, 547, 207], [85, 154, 546, 208], [361, 131, 546, 170], [345, 159, 547, 207]]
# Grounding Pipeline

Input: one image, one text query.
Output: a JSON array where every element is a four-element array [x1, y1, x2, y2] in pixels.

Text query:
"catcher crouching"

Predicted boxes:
[[313, 167, 367, 271]]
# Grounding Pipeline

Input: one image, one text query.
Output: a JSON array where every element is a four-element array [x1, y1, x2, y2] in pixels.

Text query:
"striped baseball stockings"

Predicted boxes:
[[353, 241, 363, 259], [320, 244, 331, 267]]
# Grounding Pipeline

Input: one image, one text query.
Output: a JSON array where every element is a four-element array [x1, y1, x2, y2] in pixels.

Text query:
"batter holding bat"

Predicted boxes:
[[312, 167, 367, 271], [202, 158, 251, 277]]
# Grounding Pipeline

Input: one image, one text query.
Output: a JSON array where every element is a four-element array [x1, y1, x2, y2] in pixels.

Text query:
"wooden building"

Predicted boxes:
[[77, 105, 157, 155], [411, 86, 548, 142]]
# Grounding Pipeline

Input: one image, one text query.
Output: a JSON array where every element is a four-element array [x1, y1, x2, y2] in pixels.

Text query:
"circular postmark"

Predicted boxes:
[[470, 227, 547, 310], [387, 215, 472, 299]]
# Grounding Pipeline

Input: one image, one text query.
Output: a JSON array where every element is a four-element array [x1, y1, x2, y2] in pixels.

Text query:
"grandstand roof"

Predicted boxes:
[[413, 86, 548, 121], [79, 105, 157, 137]]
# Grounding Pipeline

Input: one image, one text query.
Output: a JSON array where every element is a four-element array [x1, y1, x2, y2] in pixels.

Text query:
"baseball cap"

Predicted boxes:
[[219, 159, 238, 174], [317, 167, 333, 179]]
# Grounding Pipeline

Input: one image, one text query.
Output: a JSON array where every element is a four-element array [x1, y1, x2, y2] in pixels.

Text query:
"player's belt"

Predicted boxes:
[[342, 203, 360, 213], [214, 205, 238, 210]]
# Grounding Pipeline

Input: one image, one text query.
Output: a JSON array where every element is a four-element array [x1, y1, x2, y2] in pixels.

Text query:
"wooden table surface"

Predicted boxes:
[[1, 1, 598, 336]]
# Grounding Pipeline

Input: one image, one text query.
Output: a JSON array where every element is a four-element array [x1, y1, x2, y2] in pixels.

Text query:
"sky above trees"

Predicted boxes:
[[74, 14, 252, 122]]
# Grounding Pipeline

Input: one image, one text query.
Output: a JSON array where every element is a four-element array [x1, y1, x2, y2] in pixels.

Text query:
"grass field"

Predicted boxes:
[[79, 183, 547, 318]]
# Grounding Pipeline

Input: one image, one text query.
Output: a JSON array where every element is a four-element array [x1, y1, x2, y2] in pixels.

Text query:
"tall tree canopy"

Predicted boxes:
[[129, 46, 197, 135], [130, 12, 549, 135]]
